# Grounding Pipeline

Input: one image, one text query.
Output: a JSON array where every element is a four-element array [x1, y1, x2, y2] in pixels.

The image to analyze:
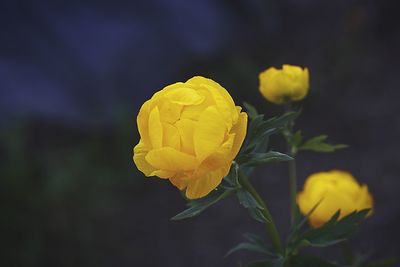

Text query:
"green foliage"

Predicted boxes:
[[288, 209, 370, 252], [288, 130, 303, 148], [171, 102, 390, 267], [226, 233, 275, 257], [172, 104, 297, 221], [237, 152, 293, 167], [242, 102, 300, 155], [298, 135, 347, 153], [171, 187, 234, 220]]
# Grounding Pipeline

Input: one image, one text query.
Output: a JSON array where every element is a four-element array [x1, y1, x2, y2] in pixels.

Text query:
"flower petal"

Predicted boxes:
[[137, 100, 151, 147], [162, 123, 181, 150], [193, 106, 227, 162], [175, 118, 196, 155], [170, 176, 188, 190], [230, 111, 248, 159], [145, 147, 198, 171], [185, 165, 229, 199], [133, 140, 156, 176], [165, 87, 205, 105], [150, 170, 175, 179], [148, 107, 163, 149]]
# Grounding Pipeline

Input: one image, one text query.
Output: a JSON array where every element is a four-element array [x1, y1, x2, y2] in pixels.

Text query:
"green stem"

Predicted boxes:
[[284, 101, 298, 226], [238, 171, 283, 253], [288, 156, 297, 225]]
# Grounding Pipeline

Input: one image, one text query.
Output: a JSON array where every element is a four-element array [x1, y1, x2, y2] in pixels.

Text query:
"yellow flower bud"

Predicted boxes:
[[297, 170, 373, 228], [133, 76, 248, 199], [259, 64, 309, 104]]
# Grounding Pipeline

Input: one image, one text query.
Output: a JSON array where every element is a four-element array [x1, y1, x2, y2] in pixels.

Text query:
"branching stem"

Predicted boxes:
[[238, 171, 283, 253]]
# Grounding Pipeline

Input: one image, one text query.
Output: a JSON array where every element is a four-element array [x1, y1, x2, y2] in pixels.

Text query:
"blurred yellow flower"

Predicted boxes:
[[133, 76, 248, 199], [297, 170, 373, 227], [259, 64, 309, 104]]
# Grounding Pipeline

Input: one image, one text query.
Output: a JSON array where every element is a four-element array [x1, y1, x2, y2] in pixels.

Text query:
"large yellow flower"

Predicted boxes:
[[297, 170, 373, 227], [133, 76, 248, 199], [259, 64, 309, 104]]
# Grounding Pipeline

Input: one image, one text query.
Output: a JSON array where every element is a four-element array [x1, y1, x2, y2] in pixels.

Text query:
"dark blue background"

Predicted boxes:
[[1, 1, 399, 266]]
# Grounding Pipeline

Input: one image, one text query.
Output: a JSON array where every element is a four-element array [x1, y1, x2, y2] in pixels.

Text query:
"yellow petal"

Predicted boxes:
[[145, 147, 198, 171], [157, 100, 182, 124], [180, 89, 214, 121], [195, 140, 232, 178], [185, 165, 229, 199], [229, 111, 248, 159], [170, 176, 188, 190], [193, 106, 227, 161], [137, 100, 151, 147], [133, 140, 156, 176], [165, 87, 205, 105], [186, 76, 236, 109], [175, 119, 196, 155], [150, 170, 175, 179], [162, 122, 181, 150], [148, 107, 163, 149]]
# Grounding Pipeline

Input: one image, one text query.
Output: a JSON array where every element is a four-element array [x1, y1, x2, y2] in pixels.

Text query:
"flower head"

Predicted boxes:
[[133, 76, 248, 199], [259, 64, 309, 104], [297, 170, 373, 227]]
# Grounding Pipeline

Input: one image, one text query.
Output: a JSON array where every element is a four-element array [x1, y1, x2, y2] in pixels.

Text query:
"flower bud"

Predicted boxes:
[[133, 76, 248, 199], [259, 64, 309, 104], [297, 170, 373, 227]]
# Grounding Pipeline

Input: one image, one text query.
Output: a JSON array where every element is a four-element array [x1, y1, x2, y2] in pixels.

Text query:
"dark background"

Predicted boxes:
[[1, 0, 399, 266]]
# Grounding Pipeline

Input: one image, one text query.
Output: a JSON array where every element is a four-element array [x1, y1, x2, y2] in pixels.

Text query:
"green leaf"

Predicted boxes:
[[244, 102, 259, 119], [287, 201, 322, 246], [237, 151, 293, 167], [237, 190, 264, 209], [248, 207, 270, 223], [171, 188, 234, 220], [299, 135, 347, 153], [242, 109, 300, 155], [294, 209, 370, 248], [290, 254, 339, 267], [263, 110, 301, 130], [226, 233, 275, 258], [289, 130, 303, 147]]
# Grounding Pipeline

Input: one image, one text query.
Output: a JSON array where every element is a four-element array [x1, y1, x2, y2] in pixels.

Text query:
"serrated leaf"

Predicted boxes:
[[249, 207, 270, 223], [289, 130, 303, 147], [237, 190, 264, 209], [171, 188, 234, 220], [294, 209, 370, 248], [299, 135, 347, 153], [224, 163, 240, 187], [226, 233, 276, 258], [244, 102, 259, 119], [287, 201, 322, 246], [238, 151, 293, 167], [263, 110, 301, 130], [242, 110, 300, 155]]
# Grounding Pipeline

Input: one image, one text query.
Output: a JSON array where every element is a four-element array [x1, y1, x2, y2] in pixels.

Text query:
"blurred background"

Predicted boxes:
[[1, 0, 399, 266]]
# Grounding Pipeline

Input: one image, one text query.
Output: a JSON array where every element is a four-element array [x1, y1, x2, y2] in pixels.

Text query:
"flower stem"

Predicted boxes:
[[238, 171, 283, 253], [284, 101, 298, 226]]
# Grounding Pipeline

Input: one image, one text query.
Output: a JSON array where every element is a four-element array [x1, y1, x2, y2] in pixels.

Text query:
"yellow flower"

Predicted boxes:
[[259, 64, 309, 104], [297, 170, 373, 228], [133, 76, 248, 199]]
